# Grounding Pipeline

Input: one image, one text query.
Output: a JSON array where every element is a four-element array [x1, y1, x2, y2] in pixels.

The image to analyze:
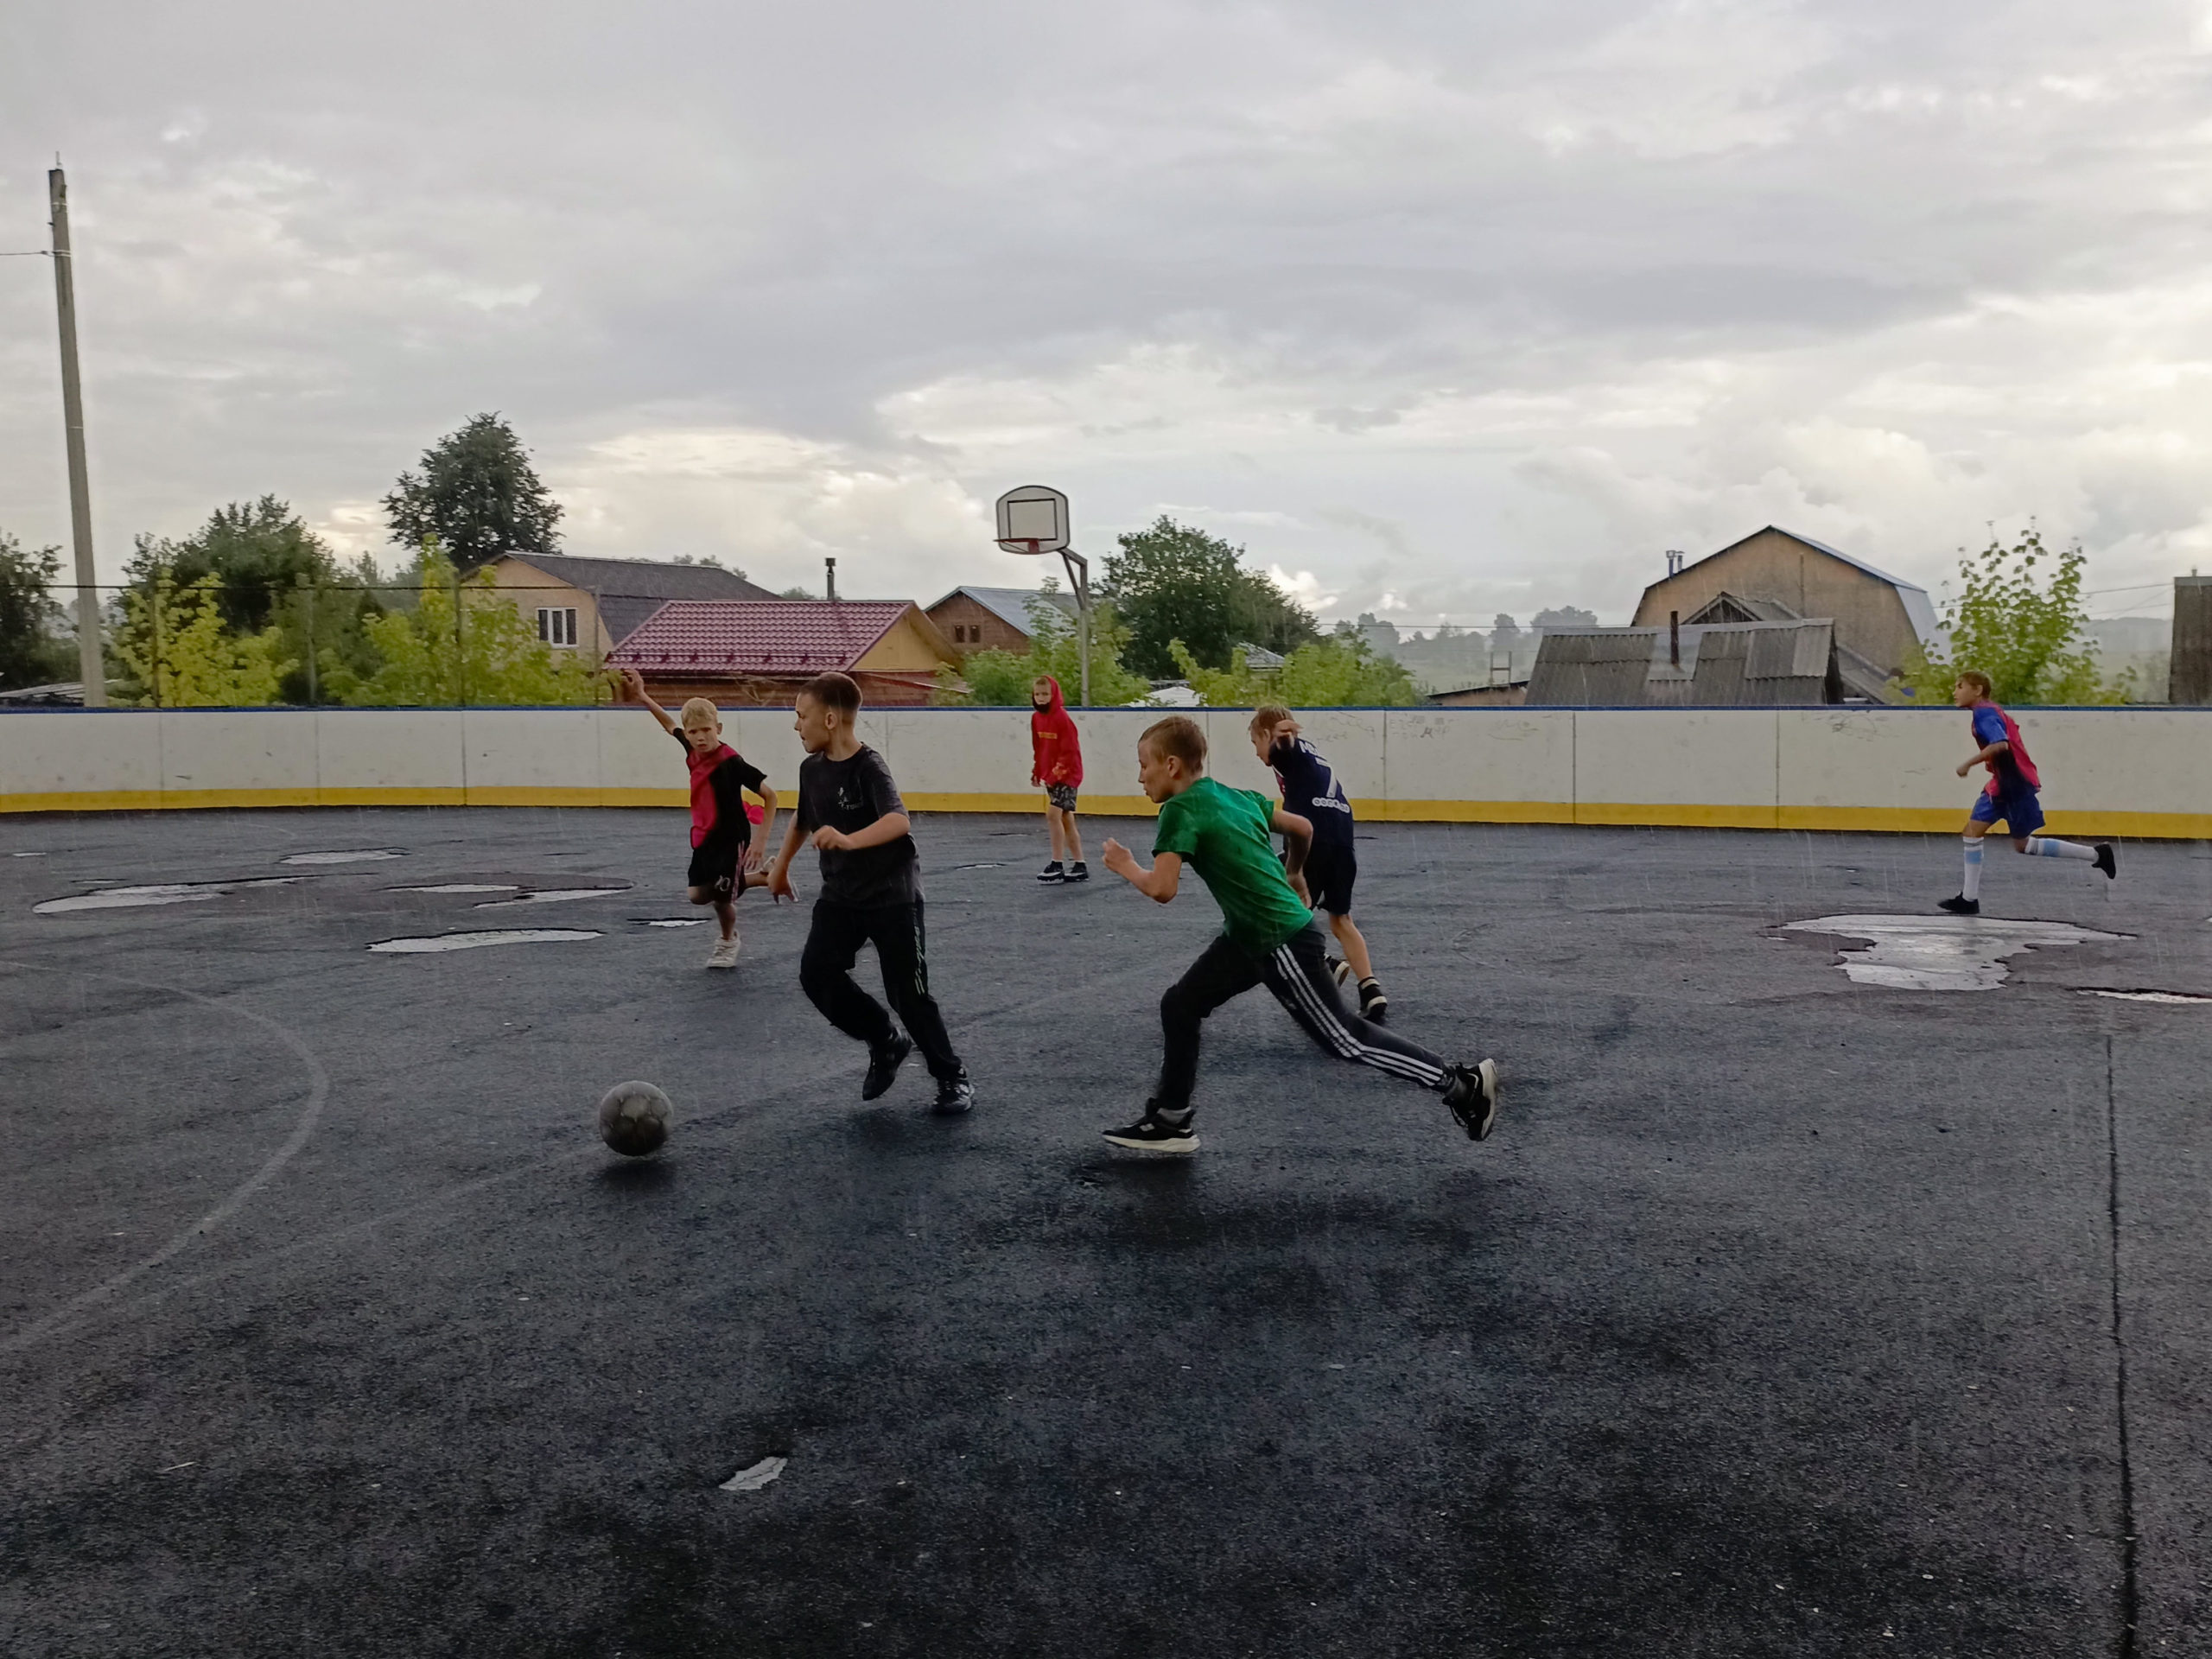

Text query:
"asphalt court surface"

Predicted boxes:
[[2, 807, 2207, 1657]]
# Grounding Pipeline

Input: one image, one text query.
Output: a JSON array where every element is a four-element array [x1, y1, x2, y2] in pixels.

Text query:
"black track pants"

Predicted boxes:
[[1155, 919, 1449, 1113], [799, 899, 963, 1080]]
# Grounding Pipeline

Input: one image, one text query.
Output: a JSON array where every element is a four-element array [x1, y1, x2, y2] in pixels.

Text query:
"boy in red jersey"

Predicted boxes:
[[618, 668, 777, 966], [1938, 670, 2115, 916]]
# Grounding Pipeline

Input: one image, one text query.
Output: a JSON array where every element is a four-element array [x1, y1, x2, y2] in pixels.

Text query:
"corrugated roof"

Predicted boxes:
[[1528, 620, 1841, 707], [925, 586, 1078, 634], [608, 601, 913, 676]]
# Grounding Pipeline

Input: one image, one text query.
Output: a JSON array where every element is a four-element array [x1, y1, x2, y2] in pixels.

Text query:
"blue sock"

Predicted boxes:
[[1961, 838, 1983, 899], [2026, 837, 2096, 862]]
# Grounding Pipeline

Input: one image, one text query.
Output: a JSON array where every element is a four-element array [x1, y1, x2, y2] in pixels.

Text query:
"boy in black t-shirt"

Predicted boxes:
[[618, 668, 776, 969], [1249, 705, 1387, 1022], [766, 671, 974, 1114]]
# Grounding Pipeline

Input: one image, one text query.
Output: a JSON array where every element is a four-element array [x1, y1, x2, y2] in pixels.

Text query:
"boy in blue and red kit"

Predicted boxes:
[[618, 668, 777, 968], [1938, 669, 2115, 916]]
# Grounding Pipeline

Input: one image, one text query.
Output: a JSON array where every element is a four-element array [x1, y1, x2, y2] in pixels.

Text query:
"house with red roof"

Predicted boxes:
[[607, 600, 963, 707]]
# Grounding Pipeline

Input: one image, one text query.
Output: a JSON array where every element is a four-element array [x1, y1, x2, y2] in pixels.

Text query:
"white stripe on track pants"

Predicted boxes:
[[1154, 919, 1449, 1113]]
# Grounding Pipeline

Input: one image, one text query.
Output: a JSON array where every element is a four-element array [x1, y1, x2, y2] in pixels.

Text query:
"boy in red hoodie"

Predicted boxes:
[[1030, 674, 1088, 884]]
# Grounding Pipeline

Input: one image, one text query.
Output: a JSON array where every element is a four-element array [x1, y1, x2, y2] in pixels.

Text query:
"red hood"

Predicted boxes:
[[1030, 675, 1083, 785]]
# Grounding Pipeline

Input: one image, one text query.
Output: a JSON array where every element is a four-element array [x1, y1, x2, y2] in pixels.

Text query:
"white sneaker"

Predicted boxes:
[[706, 936, 741, 969]]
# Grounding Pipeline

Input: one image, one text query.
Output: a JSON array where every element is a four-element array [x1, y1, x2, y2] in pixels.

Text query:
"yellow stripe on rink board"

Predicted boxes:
[[5, 787, 2210, 839]]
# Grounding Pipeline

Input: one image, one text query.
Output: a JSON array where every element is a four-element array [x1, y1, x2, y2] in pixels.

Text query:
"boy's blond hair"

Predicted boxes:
[[679, 696, 721, 727], [1955, 670, 1993, 698], [1141, 715, 1207, 770], [1248, 704, 1293, 741]]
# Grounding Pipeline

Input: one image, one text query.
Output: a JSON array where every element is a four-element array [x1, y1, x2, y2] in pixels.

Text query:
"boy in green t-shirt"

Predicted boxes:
[[1097, 715, 1498, 1154]]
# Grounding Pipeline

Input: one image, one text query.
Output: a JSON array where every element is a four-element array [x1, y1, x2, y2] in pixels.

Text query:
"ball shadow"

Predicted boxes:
[[594, 1156, 677, 1193]]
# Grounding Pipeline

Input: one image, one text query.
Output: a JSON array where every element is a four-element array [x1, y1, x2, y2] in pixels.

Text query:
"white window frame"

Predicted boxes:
[[537, 607, 579, 647]]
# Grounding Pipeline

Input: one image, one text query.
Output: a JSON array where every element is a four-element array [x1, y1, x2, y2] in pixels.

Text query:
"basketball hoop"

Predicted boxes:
[[991, 485, 1090, 708]]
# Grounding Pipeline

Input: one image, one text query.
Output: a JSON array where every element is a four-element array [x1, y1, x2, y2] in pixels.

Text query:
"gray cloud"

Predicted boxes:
[[4, 0, 2211, 622]]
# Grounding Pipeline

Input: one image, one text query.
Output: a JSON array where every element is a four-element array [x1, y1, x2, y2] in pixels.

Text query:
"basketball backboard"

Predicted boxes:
[[995, 485, 1070, 555]]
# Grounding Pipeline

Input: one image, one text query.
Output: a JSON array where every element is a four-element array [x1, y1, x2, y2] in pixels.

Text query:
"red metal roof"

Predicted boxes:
[[608, 601, 914, 675]]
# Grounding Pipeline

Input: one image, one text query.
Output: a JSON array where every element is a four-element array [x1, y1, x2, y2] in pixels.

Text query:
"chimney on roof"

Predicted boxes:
[[1665, 550, 1686, 576], [824, 557, 837, 602]]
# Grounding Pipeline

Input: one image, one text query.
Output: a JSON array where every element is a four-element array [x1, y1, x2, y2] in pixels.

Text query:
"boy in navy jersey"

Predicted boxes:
[[1249, 706, 1387, 1022], [618, 668, 777, 968], [1938, 670, 2115, 916]]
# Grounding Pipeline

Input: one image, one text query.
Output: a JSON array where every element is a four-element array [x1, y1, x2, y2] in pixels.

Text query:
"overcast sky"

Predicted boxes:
[[4, 1, 2209, 624]]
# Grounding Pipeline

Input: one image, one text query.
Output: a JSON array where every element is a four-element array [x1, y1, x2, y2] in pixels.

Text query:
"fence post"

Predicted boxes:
[[150, 582, 164, 708], [454, 571, 467, 707]]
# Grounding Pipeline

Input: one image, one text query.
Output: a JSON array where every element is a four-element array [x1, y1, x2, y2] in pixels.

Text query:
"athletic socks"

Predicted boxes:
[[1961, 838, 1984, 900], [2026, 837, 2097, 862]]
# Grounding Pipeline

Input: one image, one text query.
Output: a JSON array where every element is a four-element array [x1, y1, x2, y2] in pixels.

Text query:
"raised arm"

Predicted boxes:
[[1101, 840, 1181, 904], [614, 666, 676, 734], [1958, 737, 2011, 778]]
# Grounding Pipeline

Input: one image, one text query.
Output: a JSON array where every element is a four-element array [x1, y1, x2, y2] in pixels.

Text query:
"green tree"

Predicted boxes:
[[383, 412, 562, 572], [944, 586, 1153, 707], [1168, 633, 1420, 707], [124, 498, 388, 704], [0, 531, 77, 689], [1892, 526, 2126, 705], [1097, 517, 1318, 677], [114, 572, 293, 706], [127, 496, 332, 631], [335, 543, 597, 706]]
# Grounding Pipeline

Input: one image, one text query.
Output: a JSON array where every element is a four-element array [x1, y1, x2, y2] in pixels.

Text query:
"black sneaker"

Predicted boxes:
[[1102, 1105, 1198, 1154], [2094, 843, 2117, 880], [1037, 861, 1065, 884], [1065, 861, 1090, 882], [861, 1034, 912, 1100], [1442, 1060, 1499, 1141], [1937, 894, 1980, 916], [932, 1072, 975, 1115], [1357, 979, 1388, 1025], [1328, 957, 1352, 988]]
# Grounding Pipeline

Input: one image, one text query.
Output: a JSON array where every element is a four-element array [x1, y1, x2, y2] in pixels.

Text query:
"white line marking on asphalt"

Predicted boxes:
[[368, 930, 601, 953], [1781, 914, 2130, 992], [387, 883, 520, 893], [0, 961, 330, 1356], [471, 888, 628, 908], [2082, 989, 2212, 1004], [720, 1456, 787, 1492], [281, 850, 404, 865]]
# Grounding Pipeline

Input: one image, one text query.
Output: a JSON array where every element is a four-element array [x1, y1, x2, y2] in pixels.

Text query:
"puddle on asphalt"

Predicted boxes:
[[34, 878, 306, 915], [368, 929, 601, 953], [282, 849, 405, 865], [1782, 914, 2133, 992], [473, 887, 630, 909], [2082, 989, 2212, 1005], [388, 883, 521, 893]]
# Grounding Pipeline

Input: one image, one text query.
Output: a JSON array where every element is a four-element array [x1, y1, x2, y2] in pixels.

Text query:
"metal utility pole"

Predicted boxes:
[[49, 164, 106, 705]]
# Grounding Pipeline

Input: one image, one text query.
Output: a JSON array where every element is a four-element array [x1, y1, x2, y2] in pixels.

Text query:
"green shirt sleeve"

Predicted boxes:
[[1152, 791, 1198, 859]]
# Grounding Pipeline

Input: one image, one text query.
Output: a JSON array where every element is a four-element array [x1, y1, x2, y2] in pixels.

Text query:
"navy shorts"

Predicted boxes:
[[687, 832, 749, 899], [1970, 785, 2044, 836], [1303, 840, 1357, 916]]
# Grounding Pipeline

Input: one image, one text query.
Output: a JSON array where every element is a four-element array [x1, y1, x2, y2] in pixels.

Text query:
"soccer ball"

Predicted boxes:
[[596, 1081, 672, 1157]]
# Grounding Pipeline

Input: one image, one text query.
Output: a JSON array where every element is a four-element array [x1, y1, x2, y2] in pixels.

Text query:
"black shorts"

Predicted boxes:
[[687, 832, 749, 898], [1304, 839, 1356, 916]]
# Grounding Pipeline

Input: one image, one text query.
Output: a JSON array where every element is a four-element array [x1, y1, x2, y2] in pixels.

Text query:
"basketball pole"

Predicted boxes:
[[1058, 546, 1090, 708]]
